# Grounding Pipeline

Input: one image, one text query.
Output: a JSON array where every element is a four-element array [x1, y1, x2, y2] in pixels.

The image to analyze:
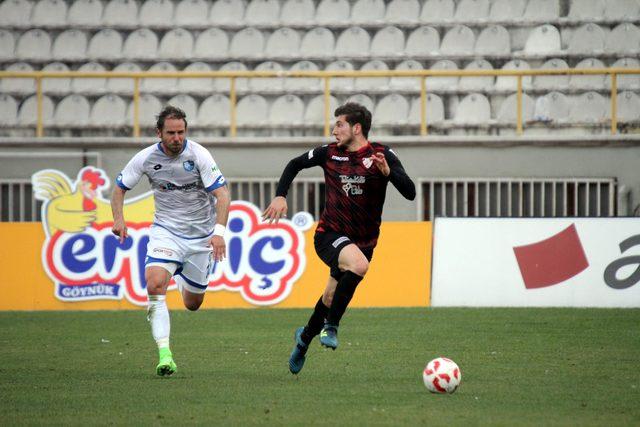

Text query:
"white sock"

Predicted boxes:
[[147, 294, 170, 350]]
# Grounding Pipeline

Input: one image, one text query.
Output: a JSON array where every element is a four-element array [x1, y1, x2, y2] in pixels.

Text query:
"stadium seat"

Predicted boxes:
[[569, 92, 608, 123], [375, 94, 410, 126], [459, 59, 494, 91], [236, 94, 269, 126], [496, 93, 535, 123], [245, 0, 280, 26], [0, 0, 33, 28], [198, 94, 230, 126], [42, 62, 71, 94], [408, 94, 444, 125], [304, 94, 339, 125], [347, 94, 375, 113], [127, 94, 162, 127], [495, 60, 532, 91], [616, 91, 640, 122], [72, 62, 107, 94], [0, 30, 15, 61], [315, 0, 350, 25], [159, 28, 194, 60], [123, 29, 159, 60], [524, 25, 561, 55], [280, 0, 315, 26], [68, 0, 103, 26], [265, 28, 301, 59], [31, 0, 68, 27], [229, 28, 265, 59], [605, 23, 640, 55], [1, 62, 35, 93], [568, 23, 605, 55], [568, 0, 604, 20], [454, 93, 491, 124], [385, 0, 420, 24], [88, 29, 123, 61], [569, 58, 606, 89], [429, 60, 459, 91], [178, 62, 213, 93], [533, 58, 570, 90], [213, 62, 249, 92], [604, 0, 640, 20], [102, 0, 138, 26], [16, 29, 51, 61], [250, 61, 285, 92], [52, 30, 87, 61], [326, 60, 355, 91], [209, 0, 245, 26], [0, 94, 18, 126], [440, 25, 475, 56], [285, 60, 321, 92], [139, 0, 174, 27], [175, 0, 209, 26], [607, 58, 640, 90], [167, 94, 199, 125], [533, 92, 570, 122], [335, 27, 371, 58], [300, 27, 335, 58], [523, 0, 559, 21], [370, 26, 405, 58], [355, 60, 390, 91], [351, 0, 385, 25], [454, 0, 489, 22], [420, 0, 454, 23], [18, 94, 55, 126], [475, 25, 510, 56], [90, 94, 127, 127], [270, 94, 305, 125], [405, 26, 440, 57], [107, 62, 141, 94], [54, 94, 91, 127], [194, 28, 229, 60], [141, 62, 178, 94], [390, 59, 424, 91], [489, 0, 525, 21]]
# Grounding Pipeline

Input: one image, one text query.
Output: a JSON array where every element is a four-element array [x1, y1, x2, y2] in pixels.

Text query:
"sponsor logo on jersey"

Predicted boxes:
[[339, 175, 365, 196], [331, 155, 349, 161], [153, 164, 162, 170], [183, 160, 195, 171]]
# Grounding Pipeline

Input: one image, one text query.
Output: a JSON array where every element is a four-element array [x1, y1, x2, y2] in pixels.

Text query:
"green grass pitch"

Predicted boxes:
[[1, 307, 638, 425]]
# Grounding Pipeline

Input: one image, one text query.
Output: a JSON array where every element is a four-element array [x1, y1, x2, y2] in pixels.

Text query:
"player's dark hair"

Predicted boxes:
[[156, 105, 187, 131], [335, 102, 372, 139]]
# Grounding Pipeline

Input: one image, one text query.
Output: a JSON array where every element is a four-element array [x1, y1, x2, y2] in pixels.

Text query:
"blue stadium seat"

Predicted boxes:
[[68, 0, 103, 26]]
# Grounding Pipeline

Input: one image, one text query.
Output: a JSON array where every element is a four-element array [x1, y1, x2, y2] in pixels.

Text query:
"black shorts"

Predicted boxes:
[[314, 231, 374, 280]]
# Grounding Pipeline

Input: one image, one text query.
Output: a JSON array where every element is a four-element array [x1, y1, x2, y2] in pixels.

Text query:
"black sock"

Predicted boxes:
[[325, 271, 363, 328], [300, 297, 329, 345]]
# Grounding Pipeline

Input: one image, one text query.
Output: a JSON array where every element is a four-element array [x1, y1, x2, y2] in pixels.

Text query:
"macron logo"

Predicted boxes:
[[332, 155, 349, 161]]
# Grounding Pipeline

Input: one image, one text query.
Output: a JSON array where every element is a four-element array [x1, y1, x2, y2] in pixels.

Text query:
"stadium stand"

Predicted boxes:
[[408, 93, 445, 125], [54, 94, 91, 127], [385, 0, 421, 25], [16, 29, 51, 61], [454, 92, 491, 124], [209, 0, 246, 27], [335, 26, 371, 58], [0, 0, 34, 28], [300, 27, 335, 58], [87, 29, 123, 60], [175, 0, 209, 27], [390, 59, 424, 90], [440, 25, 475, 55], [316, 0, 350, 25], [159, 28, 195, 60], [351, 0, 386, 25], [371, 26, 405, 58], [42, 62, 71, 94], [405, 26, 440, 57], [285, 60, 321, 92], [198, 94, 230, 127], [420, 0, 455, 23], [107, 62, 142, 93], [229, 27, 265, 59], [280, 0, 316, 26], [0, 30, 16, 62], [167, 94, 199, 124], [31, 0, 68, 28], [138, 0, 175, 27], [140, 62, 178, 94], [617, 91, 640, 122], [245, 0, 281, 26], [177, 62, 213, 93], [71, 62, 107, 93], [304, 94, 339, 125], [102, 0, 139, 27], [52, 30, 87, 61], [0, 94, 18, 126], [124, 28, 160, 60], [194, 28, 230, 60], [126, 93, 162, 126], [67, 0, 104, 27], [90, 94, 128, 127], [265, 28, 301, 59], [355, 60, 390, 91], [17, 94, 55, 126]]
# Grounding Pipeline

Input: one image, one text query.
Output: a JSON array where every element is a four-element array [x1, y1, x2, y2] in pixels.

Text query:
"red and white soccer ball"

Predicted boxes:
[[423, 357, 461, 394]]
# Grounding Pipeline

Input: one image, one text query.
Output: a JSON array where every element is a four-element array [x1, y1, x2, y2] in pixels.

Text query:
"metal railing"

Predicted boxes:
[[1, 67, 638, 138]]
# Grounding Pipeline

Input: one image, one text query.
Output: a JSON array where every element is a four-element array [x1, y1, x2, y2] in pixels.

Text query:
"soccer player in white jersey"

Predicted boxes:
[[110, 106, 230, 376]]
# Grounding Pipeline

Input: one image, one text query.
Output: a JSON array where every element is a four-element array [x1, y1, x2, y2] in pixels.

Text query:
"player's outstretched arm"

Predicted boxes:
[[384, 149, 416, 201], [211, 185, 230, 261], [110, 186, 128, 243], [262, 196, 288, 224]]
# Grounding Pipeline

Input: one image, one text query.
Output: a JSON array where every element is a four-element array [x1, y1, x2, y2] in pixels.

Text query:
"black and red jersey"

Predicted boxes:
[[275, 142, 415, 249]]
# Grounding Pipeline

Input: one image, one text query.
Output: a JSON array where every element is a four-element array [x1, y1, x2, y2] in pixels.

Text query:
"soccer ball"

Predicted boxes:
[[423, 357, 461, 394]]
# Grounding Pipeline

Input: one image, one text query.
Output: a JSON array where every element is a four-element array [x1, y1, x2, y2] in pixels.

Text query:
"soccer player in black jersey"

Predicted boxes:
[[262, 102, 416, 374]]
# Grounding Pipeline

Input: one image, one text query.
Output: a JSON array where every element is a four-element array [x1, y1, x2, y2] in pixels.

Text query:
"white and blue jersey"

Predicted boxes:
[[116, 139, 226, 238]]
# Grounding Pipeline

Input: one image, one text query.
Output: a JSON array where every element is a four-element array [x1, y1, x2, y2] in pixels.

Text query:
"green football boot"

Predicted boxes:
[[156, 347, 177, 377]]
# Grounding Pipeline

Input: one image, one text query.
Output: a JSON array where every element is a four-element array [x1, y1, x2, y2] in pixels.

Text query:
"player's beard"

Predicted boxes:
[[336, 133, 354, 150], [162, 140, 184, 156]]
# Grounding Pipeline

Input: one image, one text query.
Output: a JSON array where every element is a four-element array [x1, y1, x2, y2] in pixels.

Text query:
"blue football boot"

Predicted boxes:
[[288, 327, 308, 374], [319, 324, 338, 350]]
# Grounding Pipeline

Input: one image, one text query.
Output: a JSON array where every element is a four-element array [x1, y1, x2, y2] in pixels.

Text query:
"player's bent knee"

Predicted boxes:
[[350, 259, 369, 277]]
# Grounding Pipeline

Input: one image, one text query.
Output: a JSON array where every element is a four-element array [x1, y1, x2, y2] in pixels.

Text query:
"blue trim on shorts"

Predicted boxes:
[[178, 272, 208, 290], [145, 256, 182, 266], [153, 222, 214, 240]]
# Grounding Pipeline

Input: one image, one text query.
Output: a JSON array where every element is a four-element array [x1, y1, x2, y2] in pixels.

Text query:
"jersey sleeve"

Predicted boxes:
[[196, 145, 226, 192], [385, 146, 416, 201], [275, 145, 328, 197], [115, 149, 147, 191]]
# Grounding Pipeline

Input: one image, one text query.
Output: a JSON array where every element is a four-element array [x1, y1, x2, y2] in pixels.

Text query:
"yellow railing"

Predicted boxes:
[[0, 68, 638, 138]]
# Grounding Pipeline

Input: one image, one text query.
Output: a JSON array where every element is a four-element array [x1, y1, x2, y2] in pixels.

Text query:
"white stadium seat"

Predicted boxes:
[[167, 94, 199, 125], [607, 58, 640, 90], [420, 0, 454, 23], [52, 30, 87, 61], [533, 59, 570, 91], [18, 94, 55, 126], [265, 28, 301, 58], [102, 0, 138, 26], [270, 94, 305, 125], [569, 58, 606, 90], [300, 27, 335, 58], [569, 92, 608, 123], [141, 62, 178, 94], [390, 60, 424, 91], [405, 26, 440, 57], [68, 0, 103, 26], [605, 23, 640, 55], [495, 59, 532, 91], [88, 29, 122, 60], [280, 0, 315, 26], [245, 0, 280, 26], [285, 61, 321, 92], [371, 26, 405, 58], [454, 0, 489, 22], [194, 28, 229, 60], [210, 0, 245, 26], [229, 28, 265, 59], [304, 94, 339, 125], [534, 92, 570, 123], [441, 25, 475, 56], [107, 62, 142, 94], [127, 94, 163, 127], [175, 0, 209, 26], [355, 60, 390, 91], [475, 25, 510, 56], [347, 94, 375, 113], [604, 0, 640, 20], [123, 29, 159, 60], [0, 94, 18, 126], [459, 59, 494, 91], [198, 94, 230, 127], [523, 0, 559, 21], [616, 91, 640, 122], [568, 23, 605, 55], [159, 28, 194, 60], [139, 0, 174, 27], [72, 62, 107, 94], [375, 93, 410, 126], [489, 0, 525, 21], [178, 62, 213, 93], [325, 60, 355, 91], [91, 94, 127, 127], [496, 93, 534, 123], [335, 27, 371, 58], [31, 0, 67, 27], [42, 62, 71, 94], [0, 30, 15, 61], [236, 94, 269, 126], [0, 0, 33, 28], [408, 94, 444, 125], [55, 94, 91, 127], [351, 0, 385, 25], [213, 62, 249, 92], [524, 25, 561, 55], [568, 0, 604, 20], [16, 29, 51, 61], [250, 61, 285, 92], [1, 62, 35, 93], [385, 0, 420, 24], [428, 60, 459, 91], [454, 93, 491, 124], [316, 0, 350, 25]]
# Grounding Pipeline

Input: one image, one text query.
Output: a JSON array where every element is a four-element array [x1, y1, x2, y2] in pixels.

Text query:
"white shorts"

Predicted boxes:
[[145, 225, 213, 294]]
